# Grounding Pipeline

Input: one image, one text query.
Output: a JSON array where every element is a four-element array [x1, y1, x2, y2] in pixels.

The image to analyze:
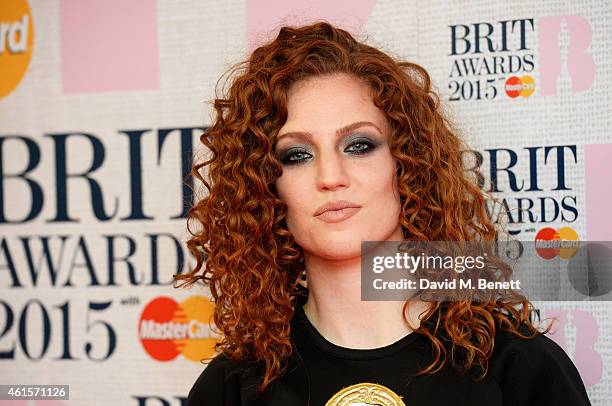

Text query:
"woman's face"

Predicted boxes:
[[274, 73, 404, 261]]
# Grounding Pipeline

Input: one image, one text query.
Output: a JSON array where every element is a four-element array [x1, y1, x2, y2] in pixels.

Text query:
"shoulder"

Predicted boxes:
[[190, 353, 234, 386], [491, 324, 570, 368], [186, 353, 231, 405], [487, 325, 591, 405], [186, 352, 262, 406]]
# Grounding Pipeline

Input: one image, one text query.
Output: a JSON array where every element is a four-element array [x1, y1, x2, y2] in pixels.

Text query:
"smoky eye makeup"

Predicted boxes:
[[274, 132, 382, 166], [275, 146, 314, 165], [343, 133, 381, 150]]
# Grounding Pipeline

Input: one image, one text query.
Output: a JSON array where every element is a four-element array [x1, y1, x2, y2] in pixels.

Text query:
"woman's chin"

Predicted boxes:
[[302, 238, 363, 261]]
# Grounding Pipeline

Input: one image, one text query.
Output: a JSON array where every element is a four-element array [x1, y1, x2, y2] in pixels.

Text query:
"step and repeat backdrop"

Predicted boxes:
[[1, 0, 610, 405]]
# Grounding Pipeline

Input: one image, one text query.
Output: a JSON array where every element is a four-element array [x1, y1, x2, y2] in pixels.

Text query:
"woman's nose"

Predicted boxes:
[[315, 149, 349, 191]]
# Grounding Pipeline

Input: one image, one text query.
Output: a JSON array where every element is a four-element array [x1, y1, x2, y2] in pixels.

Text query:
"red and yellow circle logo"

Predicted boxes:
[[505, 75, 535, 98], [535, 226, 580, 259], [0, 0, 34, 99], [138, 296, 220, 361]]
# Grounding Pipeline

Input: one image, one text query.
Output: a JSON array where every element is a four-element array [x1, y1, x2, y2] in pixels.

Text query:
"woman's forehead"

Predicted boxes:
[[280, 74, 389, 136]]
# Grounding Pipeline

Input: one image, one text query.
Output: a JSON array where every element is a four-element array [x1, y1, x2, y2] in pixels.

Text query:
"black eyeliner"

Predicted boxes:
[[277, 133, 380, 165]]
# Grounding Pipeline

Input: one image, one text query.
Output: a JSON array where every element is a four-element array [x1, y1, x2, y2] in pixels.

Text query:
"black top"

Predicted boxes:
[[186, 294, 592, 406]]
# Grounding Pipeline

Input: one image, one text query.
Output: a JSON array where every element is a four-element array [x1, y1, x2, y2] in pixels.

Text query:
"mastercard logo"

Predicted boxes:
[[534, 226, 580, 260], [0, 0, 34, 99], [505, 75, 535, 98], [138, 296, 220, 362]]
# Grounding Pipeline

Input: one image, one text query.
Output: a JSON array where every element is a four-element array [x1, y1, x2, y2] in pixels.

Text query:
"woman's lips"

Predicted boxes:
[[314, 206, 361, 223]]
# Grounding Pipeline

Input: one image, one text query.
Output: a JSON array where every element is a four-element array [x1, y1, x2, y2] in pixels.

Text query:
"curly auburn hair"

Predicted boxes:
[[174, 21, 550, 393]]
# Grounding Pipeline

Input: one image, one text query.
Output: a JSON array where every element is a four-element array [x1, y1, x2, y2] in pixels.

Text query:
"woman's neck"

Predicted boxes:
[[302, 253, 431, 349]]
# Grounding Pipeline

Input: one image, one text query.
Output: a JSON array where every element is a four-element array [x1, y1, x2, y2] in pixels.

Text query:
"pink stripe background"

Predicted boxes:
[[584, 143, 612, 241], [246, 0, 376, 50], [59, 0, 159, 93]]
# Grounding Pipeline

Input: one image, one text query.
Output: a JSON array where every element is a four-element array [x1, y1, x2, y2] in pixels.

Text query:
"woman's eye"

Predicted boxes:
[[346, 140, 374, 154], [279, 139, 376, 165], [282, 149, 312, 165]]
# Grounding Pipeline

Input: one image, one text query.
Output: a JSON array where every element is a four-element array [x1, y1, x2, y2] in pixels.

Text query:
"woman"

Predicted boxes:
[[175, 22, 592, 405]]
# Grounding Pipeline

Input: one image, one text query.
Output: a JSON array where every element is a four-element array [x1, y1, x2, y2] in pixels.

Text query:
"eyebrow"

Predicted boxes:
[[275, 121, 383, 143]]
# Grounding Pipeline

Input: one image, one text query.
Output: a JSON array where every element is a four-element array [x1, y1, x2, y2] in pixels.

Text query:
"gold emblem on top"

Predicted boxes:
[[325, 382, 406, 406]]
